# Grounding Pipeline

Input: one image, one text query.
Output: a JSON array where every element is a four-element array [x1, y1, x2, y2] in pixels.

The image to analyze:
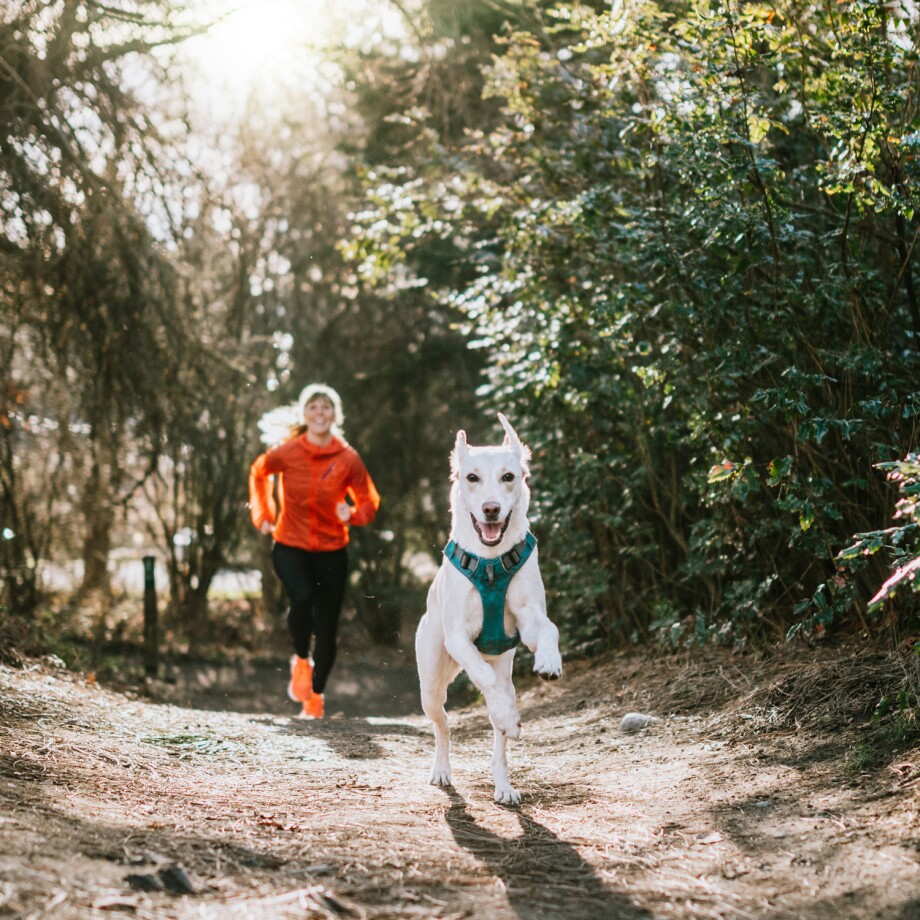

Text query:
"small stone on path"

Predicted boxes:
[[619, 712, 659, 733]]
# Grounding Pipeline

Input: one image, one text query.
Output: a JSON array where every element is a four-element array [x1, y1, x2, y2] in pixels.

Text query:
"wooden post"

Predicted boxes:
[[142, 556, 159, 678]]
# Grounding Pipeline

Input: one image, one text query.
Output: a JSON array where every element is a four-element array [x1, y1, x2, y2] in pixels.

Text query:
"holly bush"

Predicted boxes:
[[347, 0, 920, 649]]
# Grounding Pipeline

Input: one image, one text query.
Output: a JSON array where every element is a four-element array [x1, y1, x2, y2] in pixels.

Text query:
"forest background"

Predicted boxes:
[[2, 0, 920, 677]]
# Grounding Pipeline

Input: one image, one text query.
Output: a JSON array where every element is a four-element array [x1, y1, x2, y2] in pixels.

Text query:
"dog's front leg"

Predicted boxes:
[[490, 653, 521, 805], [443, 634, 521, 738], [509, 562, 563, 681], [516, 603, 563, 680], [492, 731, 520, 805]]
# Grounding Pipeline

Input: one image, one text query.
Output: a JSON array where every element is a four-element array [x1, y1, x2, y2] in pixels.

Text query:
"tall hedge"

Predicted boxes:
[[349, 0, 920, 648]]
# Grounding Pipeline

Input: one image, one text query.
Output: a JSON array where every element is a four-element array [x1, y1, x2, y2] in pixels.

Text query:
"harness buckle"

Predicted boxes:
[[460, 552, 478, 574]]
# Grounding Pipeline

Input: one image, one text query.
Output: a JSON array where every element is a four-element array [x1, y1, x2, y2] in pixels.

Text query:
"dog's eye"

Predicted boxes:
[[466, 473, 479, 483], [502, 472, 515, 482]]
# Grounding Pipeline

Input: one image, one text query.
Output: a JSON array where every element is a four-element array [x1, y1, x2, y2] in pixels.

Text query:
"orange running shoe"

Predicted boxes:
[[287, 655, 313, 703], [300, 692, 324, 720]]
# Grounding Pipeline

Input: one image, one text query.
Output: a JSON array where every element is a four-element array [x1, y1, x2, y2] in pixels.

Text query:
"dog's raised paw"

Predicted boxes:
[[534, 650, 563, 680], [488, 700, 522, 738], [534, 660, 562, 680], [494, 716, 522, 739], [536, 666, 562, 681], [494, 785, 521, 806]]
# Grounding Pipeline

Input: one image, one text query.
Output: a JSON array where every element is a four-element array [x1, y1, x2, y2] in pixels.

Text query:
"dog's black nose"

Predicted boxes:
[[482, 502, 501, 520]]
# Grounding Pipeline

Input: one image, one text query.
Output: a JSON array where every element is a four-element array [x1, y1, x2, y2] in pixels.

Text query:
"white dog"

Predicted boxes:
[[415, 413, 563, 804]]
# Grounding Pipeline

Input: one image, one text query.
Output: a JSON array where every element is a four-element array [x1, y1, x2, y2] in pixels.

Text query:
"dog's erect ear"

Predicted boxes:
[[498, 413, 531, 476], [450, 429, 468, 480], [498, 413, 524, 454]]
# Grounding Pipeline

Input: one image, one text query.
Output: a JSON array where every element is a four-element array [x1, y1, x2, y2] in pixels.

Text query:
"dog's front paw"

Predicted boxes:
[[429, 763, 452, 787], [534, 648, 562, 681], [489, 703, 522, 738], [494, 784, 521, 806]]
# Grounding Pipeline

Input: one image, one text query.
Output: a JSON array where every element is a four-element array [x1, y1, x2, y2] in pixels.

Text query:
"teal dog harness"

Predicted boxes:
[[443, 532, 537, 655]]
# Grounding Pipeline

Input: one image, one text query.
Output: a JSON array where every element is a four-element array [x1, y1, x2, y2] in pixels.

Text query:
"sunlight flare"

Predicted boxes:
[[184, 0, 329, 99]]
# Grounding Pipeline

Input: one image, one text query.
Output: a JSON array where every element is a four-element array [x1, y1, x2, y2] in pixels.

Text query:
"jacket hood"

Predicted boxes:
[[298, 434, 349, 458]]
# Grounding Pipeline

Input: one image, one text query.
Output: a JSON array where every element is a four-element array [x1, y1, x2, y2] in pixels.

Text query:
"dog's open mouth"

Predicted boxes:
[[471, 512, 512, 547]]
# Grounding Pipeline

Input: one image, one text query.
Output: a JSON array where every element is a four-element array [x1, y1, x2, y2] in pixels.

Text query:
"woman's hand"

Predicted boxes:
[[259, 521, 274, 536], [336, 502, 352, 522]]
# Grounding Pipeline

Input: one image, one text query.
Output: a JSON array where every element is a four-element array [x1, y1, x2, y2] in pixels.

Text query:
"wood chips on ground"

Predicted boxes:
[[0, 641, 919, 919]]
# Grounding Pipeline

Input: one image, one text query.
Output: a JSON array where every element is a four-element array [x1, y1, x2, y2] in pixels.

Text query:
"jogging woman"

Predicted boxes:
[[249, 384, 380, 719]]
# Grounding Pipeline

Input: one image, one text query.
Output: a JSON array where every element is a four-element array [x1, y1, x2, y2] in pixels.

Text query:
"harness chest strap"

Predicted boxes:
[[443, 532, 537, 655]]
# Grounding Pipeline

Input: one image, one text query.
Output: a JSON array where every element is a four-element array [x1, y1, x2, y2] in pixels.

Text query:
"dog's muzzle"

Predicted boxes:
[[471, 510, 512, 546]]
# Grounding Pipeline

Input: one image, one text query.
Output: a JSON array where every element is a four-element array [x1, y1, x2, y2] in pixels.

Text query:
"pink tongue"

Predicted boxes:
[[481, 522, 502, 541]]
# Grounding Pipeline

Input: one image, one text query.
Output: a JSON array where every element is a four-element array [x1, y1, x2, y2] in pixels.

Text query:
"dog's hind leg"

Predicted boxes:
[[417, 619, 460, 787], [422, 660, 458, 788], [490, 652, 521, 805]]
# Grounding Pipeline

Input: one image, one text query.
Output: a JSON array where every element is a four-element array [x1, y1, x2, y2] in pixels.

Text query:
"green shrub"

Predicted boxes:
[[348, 0, 920, 647]]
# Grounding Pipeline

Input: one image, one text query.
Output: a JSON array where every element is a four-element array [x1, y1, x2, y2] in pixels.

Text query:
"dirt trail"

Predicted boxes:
[[1, 645, 919, 919]]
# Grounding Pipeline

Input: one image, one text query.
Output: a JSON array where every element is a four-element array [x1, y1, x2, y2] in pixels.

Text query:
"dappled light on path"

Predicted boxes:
[[444, 789, 652, 920], [161, 645, 422, 718], [0, 646, 919, 918]]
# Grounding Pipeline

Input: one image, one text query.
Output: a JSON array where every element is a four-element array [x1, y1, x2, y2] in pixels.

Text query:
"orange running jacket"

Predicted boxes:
[[248, 434, 380, 552]]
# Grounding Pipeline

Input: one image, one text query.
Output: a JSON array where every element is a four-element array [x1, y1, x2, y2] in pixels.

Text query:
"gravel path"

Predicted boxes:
[[1, 646, 919, 918]]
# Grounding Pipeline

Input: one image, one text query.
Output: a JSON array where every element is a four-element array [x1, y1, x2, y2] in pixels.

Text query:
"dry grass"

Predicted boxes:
[[1, 642, 919, 919], [560, 640, 920, 731]]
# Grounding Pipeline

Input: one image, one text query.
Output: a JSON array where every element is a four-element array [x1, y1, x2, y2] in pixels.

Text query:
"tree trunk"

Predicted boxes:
[[77, 436, 115, 599]]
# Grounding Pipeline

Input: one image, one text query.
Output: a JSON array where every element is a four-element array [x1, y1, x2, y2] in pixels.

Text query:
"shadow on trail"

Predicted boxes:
[[166, 651, 422, 719], [279, 714, 426, 762], [444, 790, 652, 920]]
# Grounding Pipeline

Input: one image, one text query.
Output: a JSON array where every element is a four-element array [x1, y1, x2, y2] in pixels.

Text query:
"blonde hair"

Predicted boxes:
[[256, 384, 346, 447]]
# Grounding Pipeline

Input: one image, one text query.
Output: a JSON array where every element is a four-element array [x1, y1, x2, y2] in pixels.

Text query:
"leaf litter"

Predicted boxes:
[[0, 641, 918, 918]]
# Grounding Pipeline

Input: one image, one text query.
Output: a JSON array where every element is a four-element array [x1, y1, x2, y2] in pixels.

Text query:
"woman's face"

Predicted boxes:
[[304, 396, 335, 436]]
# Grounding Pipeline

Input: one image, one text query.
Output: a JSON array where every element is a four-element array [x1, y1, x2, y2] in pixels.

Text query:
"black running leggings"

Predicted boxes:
[[271, 542, 348, 695]]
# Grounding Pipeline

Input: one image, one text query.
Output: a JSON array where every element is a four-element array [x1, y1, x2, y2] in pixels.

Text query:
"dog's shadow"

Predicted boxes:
[[443, 789, 651, 920]]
